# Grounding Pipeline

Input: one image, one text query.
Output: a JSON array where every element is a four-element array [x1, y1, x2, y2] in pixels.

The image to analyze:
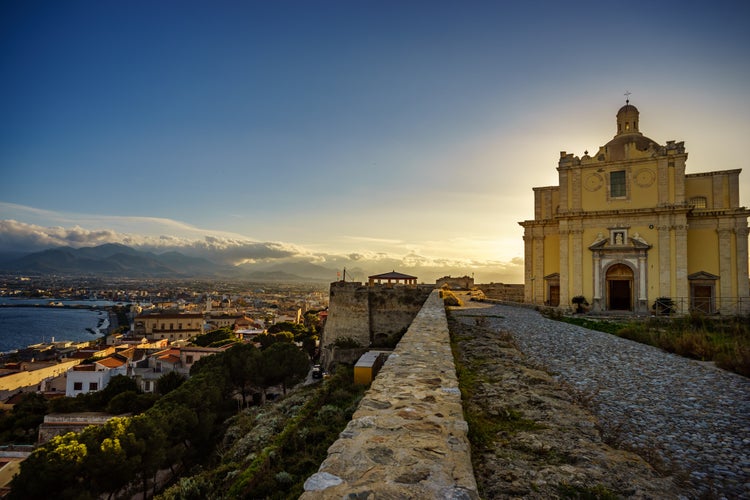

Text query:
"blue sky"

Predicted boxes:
[[1, 1, 749, 282]]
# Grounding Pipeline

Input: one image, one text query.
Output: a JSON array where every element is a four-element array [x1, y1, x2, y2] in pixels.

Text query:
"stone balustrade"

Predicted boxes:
[[301, 289, 478, 499]]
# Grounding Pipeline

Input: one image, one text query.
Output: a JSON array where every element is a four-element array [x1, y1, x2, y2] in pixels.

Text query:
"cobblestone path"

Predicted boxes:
[[460, 301, 750, 499]]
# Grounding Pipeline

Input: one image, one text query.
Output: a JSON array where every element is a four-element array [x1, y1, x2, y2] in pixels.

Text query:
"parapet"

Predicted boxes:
[[301, 290, 478, 499]]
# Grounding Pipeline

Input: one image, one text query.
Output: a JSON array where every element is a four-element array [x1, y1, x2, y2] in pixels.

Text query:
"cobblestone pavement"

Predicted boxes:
[[461, 301, 750, 499]]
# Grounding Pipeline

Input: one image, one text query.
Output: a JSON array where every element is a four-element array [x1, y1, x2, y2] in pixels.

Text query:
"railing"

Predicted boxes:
[[653, 297, 749, 316]]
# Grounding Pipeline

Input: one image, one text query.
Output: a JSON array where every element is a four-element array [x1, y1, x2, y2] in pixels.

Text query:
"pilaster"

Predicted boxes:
[[717, 227, 733, 314], [559, 228, 570, 310], [657, 220, 672, 298], [674, 223, 688, 313], [571, 228, 583, 296], [523, 233, 533, 303], [559, 169, 569, 212], [571, 170, 582, 212], [533, 235, 544, 305], [736, 224, 750, 315]]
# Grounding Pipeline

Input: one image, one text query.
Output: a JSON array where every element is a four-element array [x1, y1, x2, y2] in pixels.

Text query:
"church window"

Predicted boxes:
[[690, 196, 707, 209], [610, 170, 626, 198]]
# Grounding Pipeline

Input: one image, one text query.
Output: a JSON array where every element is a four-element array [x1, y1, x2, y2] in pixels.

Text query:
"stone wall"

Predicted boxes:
[[477, 282, 524, 302], [301, 290, 478, 499], [321, 282, 432, 368]]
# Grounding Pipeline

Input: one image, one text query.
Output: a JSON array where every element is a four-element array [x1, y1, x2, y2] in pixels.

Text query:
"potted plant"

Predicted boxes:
[[571, 295, 589, 314]]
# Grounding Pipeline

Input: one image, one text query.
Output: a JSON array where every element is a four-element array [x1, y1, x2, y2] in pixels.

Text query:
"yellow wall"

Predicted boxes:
[[685, 177, 713, 205], [543, 234, 559, 276], [687, 229, 720, 275]]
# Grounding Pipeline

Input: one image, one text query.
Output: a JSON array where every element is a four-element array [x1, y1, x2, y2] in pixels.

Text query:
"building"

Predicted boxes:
[[133, 312, 204, 342], [65, 354, 128, 397], [368, 271, 418, 286], [519, 102, 749, 315], [435, 275, 475, 290]]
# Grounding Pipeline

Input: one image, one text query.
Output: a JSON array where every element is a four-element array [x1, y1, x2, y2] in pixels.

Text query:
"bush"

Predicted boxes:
[[441, 290, 463, 307], [332, 336, 361, 348]]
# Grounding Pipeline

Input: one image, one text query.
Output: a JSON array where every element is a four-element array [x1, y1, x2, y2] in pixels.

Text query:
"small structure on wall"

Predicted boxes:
[[368, 271, 418, 286]]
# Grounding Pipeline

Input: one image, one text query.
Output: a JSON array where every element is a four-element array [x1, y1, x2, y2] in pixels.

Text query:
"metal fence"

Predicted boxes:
[[653, 296, 749, 316]]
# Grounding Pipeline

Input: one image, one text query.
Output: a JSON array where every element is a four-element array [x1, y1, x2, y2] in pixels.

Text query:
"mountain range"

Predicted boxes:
[[0, 243, 338, 282]]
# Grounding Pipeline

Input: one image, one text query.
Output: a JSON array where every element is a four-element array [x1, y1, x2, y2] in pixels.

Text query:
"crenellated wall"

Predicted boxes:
[[301, 290, 478, 499]]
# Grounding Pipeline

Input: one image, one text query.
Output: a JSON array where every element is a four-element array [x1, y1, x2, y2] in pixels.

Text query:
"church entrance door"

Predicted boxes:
[[549, 285, 560, 307], [606, 264, 633, 311]]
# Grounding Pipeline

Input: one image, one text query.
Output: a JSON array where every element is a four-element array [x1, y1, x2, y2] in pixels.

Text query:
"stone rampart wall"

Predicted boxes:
[[323, 282, 371, 348], [368, 285, 433, 345], [321, 283, 432, 368], [302, 290, 478, 499], [477, 282, 525, 302]]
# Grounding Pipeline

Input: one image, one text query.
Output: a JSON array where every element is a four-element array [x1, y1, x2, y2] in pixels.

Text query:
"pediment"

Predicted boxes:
[[688, 271, 719, 280]]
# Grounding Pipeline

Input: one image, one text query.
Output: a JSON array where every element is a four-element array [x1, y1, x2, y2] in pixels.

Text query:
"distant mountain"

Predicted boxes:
[[0, 244, 227, 278], [0, 244, 331, 281], [254, 261, 338, 281]]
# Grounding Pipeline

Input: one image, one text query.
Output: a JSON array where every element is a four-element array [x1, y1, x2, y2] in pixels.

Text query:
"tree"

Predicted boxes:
[[0, 393, 48, 445], [261, 342, 310, 395], [157, 371, 187, 395], [223, 343, 263, 408], [267, 321, 307, 338]]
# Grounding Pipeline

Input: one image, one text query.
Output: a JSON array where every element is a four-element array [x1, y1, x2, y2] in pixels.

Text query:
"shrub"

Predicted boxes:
[[332, 336, 361, 348], [441, 289, 463, 307]]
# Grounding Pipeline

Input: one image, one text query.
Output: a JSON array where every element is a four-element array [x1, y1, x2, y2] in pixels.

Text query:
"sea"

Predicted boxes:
[[0, 298, 117, 353]]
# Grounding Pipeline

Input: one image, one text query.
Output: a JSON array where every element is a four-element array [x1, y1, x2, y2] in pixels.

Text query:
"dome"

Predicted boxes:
[[617, 103, 639, 115], [603, 102, 660, 160], [616, 103, 640, 135]]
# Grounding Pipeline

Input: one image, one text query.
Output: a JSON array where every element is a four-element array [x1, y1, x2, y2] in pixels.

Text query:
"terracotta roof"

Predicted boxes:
[[158, 355, 181, 364], [96, 356, 127, 369]]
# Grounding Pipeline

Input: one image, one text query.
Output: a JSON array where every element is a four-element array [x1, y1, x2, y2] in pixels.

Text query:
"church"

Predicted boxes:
[[519, 102, 749, 315]]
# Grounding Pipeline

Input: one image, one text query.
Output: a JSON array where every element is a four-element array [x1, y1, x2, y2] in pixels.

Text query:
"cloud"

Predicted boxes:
[[0, 217, 525, 283], [0, 219, 303, 265]]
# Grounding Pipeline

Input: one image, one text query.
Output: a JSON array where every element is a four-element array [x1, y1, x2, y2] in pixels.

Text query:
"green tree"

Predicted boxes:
[[268, 321, 307, 338], [156, 371, 187, 395], [223, 343, 263, 408], [0, 392, 48, 444], [9, 432, 88, 499], [105, 391, 158, 415], [262, 342, 310, 395]]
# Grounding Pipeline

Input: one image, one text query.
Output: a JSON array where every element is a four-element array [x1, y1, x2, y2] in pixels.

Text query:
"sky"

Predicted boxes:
[[1, 0, 749, 283]]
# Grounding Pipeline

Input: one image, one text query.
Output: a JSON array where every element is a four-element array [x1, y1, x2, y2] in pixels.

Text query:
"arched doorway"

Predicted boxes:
[[606, 263, 633, 311]]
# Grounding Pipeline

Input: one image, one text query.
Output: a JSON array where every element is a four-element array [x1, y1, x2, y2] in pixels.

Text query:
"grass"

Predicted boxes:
[[549, 312, 750, 377], [450, 324, 543, 450]]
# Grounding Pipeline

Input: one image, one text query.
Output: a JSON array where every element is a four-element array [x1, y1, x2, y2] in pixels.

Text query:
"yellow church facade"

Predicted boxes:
[[519, 103, 749, 315]]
